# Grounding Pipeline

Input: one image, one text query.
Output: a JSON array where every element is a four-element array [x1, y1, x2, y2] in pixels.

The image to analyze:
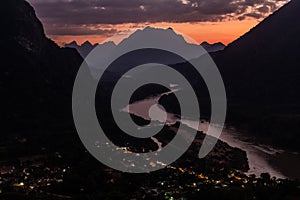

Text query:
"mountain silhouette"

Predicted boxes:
[[80, 26, 215, 78], [200, 41, 225, 52], [0, 0, 83, 133], [117, 26, 206, 61], [215, 0, 300, 104], [65, 40, 111, 58], [66, 27, 223, 61], [213, 0, 300, 150]]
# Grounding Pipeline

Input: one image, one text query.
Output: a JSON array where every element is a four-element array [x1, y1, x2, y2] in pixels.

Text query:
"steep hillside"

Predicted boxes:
[[0, 0, 83, 133], [216, 0, 300, 104], [213, 0, 300, 150]]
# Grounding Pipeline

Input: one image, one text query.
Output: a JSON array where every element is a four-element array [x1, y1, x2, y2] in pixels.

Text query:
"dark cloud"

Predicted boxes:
[[257, 6, 270, 13], [46, 25, 117, 36], [244, 12, 264, 19], [28, 0, 289, 35]]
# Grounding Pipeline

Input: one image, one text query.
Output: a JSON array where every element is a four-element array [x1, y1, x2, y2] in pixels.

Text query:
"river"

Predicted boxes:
[[122, 92, 297, 179]]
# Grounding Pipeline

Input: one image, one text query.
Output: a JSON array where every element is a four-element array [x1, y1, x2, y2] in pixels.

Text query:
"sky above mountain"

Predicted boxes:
[[27, 0, 289, 46]]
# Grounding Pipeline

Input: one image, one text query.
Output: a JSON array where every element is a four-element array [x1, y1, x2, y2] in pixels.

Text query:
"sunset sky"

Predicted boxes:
[[27, 0, 289, 46]]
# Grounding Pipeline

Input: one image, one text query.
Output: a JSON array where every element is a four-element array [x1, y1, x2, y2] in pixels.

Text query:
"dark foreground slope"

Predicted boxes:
[[214, 0, 300, 150], [0, 0, 83, 133]]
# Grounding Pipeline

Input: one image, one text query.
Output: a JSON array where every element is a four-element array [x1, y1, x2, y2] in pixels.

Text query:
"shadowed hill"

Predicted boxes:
[[160, 1, 300, 150], [215, 0, 300, 104], [200, 41, 225, 53], [213, 0, 300, 150], [0, 0, 83, 133]]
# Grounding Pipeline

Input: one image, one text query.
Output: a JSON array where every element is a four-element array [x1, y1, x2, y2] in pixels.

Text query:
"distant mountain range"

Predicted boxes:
[[200, 41, 225, 53], [65, 40, 115, 58], [65, 28, 225, 59]]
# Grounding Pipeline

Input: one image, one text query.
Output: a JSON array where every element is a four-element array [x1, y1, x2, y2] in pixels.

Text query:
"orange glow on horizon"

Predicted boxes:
[[49, 19, 260, 46]]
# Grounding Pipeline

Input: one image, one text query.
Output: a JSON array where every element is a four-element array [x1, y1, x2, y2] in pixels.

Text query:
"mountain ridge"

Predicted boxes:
[[65, 27, 226, 59], [215, 0, 300, 103], [200, 41, 225, 52], [212, 0, 300, 150]]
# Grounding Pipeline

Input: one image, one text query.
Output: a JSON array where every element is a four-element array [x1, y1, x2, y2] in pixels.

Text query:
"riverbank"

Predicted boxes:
[[268, 151, 300, 179], [127, 94, 300, 179]]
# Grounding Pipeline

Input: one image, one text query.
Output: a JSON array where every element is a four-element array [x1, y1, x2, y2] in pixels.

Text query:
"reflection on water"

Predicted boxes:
[[183, 119, 285, 178], [124, 94, 290, 179]]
